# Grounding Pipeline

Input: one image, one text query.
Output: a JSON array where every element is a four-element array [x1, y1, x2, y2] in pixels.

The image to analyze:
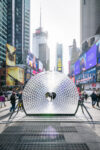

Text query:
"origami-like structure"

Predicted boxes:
[[23, 71, 79, 115]]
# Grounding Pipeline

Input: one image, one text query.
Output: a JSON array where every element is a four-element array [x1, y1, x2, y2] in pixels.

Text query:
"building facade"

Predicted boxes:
[[69, 39, 81, 65], [69, 38, 100, 91], [7, 0, 30, 64], [0, 0, 7, 68], [32, 28, 50, 70], [80, 0, 100, 43]]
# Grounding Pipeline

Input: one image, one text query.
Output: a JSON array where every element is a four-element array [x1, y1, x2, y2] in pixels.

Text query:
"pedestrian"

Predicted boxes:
[[84, 91, 88, 101], [0, 91, 6, 108], [10, 91, 16, 112], [17, 90, 23, 111], [96, 88, 100, 107], [0, 91, 3, 108], [90, 89, 97, 108]]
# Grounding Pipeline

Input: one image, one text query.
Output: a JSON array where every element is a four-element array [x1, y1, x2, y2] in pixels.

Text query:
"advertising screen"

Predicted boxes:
[[74, 60, 80, 75], [27, 53, 34, 67], [27, 53, 39, 71], [80, 53, 86, 72], [6, 67, 24, 86], [6, 44, 16, 66], [97, 42, 100, 58], [57, 57, 62, 72], [86, 44, 97, 70], [70, 64, 74, 77], [75, 68, 96, 85]]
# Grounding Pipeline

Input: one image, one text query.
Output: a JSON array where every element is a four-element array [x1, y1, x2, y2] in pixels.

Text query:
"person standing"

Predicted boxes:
[[10, 91, 16, 112], [0, 92, 6, 108], [90, 89, 97, 108], [17, 90, 23, 112], [96, 88, 100, 107]]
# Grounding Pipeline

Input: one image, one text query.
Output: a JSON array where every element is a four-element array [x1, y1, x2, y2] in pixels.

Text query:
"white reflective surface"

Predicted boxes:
[[23, 71, 79, 114]]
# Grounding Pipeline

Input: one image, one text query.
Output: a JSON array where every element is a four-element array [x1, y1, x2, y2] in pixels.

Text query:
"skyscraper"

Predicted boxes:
[[80, 0, 100, 43], [56, 44, 63, 72], [69, 39, 81, 64], [32, 8, 50, 71], [0, 0, 7, 67], [7, 0, 30, 64], [32, 28, 50, 70]]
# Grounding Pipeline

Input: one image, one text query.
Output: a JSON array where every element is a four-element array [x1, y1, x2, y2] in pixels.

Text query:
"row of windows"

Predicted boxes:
[[0, 42, 6, 47], [0, 38, 7, 45], [0, 55, 6, 60], [0, 23, 7, 32], [0, 17, 7, 25], [0, 29, 7, 36], [0, 35, 7, 41]]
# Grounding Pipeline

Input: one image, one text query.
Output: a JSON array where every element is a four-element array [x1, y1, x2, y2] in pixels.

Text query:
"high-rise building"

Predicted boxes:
[[32, 28, 50, 70], [32, 8, 50, 71], [7, 0, 30, 64], [0, 0, 7, 68], [80, 0, 100, 43], [69, 39, 81, 65], [56, 43, 63, 72]]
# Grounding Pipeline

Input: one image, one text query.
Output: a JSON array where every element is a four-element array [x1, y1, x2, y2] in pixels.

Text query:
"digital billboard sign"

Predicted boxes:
[[74, 60, 80, 75], [80, 53, 86, 72], [86, 44, 97, 70], [57, 57, 62, 72], [75, 68, 96, 85], [97, 42, 100, 58], [6, 44, 16, 66], [6, 67, 24, 86], [27, 53, 39, 71], [70, 64, 74, 77]]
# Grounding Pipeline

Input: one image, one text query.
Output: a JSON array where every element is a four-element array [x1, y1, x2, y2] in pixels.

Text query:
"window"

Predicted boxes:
[[83, 0, 86, 5]]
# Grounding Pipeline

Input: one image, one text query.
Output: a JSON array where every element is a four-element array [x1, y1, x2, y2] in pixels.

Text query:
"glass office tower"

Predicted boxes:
[[7, 0, 30, 64], [0, 0, 7, 67]]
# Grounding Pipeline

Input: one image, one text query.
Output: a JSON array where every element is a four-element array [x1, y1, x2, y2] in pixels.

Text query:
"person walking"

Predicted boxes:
[[10, 91, 16, 112], [17, 90, 23, 112], [84, 91, 88, 101], [96, 88, 100, 107], [90, 89, 97, 108], [0, 92, 6, 108]]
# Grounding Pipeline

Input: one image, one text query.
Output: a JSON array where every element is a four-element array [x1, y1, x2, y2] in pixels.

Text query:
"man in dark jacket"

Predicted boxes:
[[10, 91, 16, 112], [91, 90, 97, 108]]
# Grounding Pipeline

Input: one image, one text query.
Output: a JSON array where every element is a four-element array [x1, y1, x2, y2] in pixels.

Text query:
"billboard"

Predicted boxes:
[[75, 68, 96, 85], [74, 60, 80, 75], [27, 53, 38, 71], [86, 44, 97, 70], [57, 57, 62, 72], [80, 53, 86, 72], [6, 44, 16, 66], [70, 64, 74, 77], [97, 42, 100, 58], [26, 73, 31, 81], [27, 53, 34, 67], [6, 67, 24, 86]]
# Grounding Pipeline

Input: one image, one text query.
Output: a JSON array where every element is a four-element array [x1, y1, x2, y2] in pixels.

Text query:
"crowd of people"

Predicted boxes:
[[0, 88, 23, 113], [79, 88, 100, 108]]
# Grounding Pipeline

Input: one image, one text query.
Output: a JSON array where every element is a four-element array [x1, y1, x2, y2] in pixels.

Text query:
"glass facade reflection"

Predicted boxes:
[[0, 0, 7, 67], [7, 0, 30, 64]]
